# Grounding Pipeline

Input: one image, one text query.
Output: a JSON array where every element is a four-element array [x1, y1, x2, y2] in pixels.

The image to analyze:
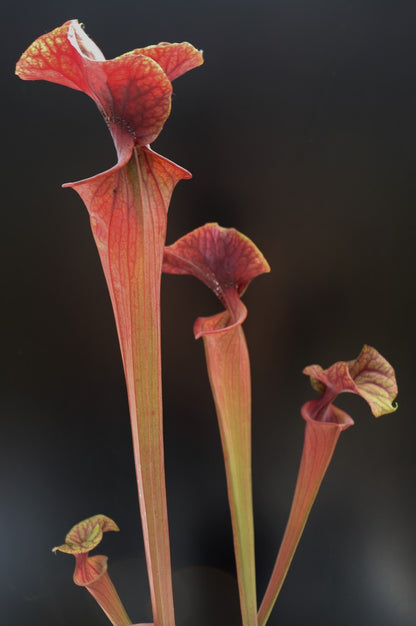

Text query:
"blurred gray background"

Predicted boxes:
[[2, 1, 415, 624]]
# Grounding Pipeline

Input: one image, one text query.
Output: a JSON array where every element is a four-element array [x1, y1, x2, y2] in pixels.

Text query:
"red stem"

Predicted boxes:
[[258, 419, 346, 626]]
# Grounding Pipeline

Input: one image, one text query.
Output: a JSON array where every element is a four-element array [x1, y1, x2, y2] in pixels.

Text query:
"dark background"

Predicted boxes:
[[2, 1, 415, 624]]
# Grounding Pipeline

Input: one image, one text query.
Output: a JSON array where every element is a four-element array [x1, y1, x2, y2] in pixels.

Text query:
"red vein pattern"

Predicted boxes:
[[16, 20, 203, 626], [258, 346, 397, 626], [53, 515, 131, 625], [164, 223, 270, 626]]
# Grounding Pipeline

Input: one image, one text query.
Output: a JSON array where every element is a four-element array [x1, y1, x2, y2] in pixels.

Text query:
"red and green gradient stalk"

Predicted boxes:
[[164, 223, 270, 626], [258, 345, 398, 626], [16, 21, 203, 626], [53, 515, 132, 626]]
